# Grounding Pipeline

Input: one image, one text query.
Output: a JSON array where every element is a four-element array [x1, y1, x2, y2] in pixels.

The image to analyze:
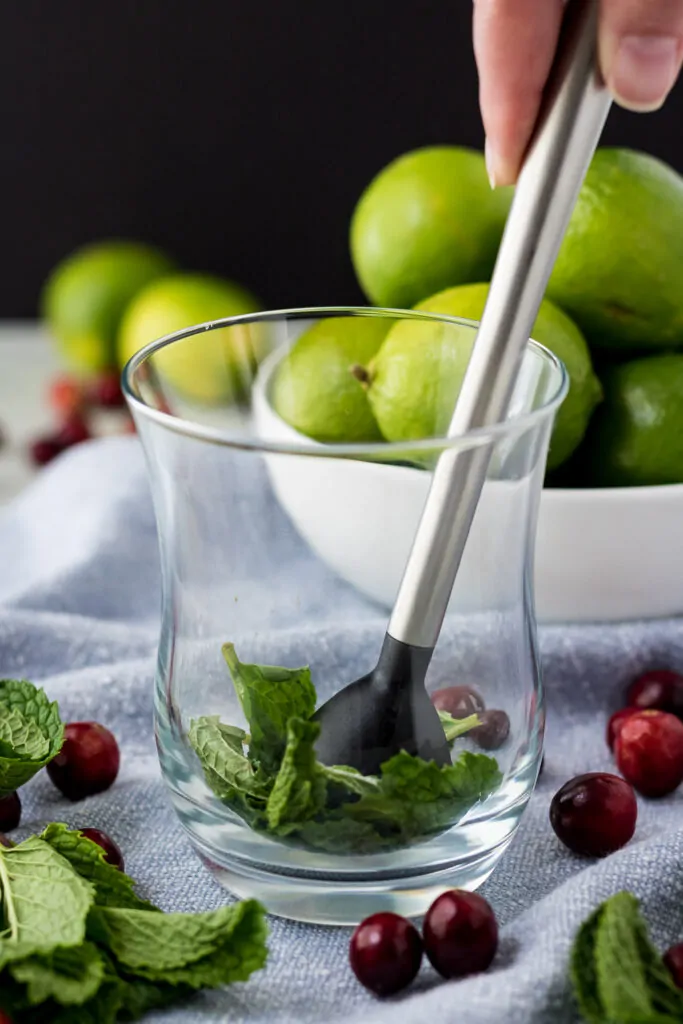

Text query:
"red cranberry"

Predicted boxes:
[[606, 707, 640, 751], [49, 375, 84, 417], [0, 1011, 15, 1024], [30, 435, 65, 466], [471, 710, 510, 750], [0, 834, 15, 848], [56, 414, 91, 449], [615, 710, 683, 798], [0, 792, 21, 832], [423, 890, 498, 979], [89, 370, 125, 408], [47, 722, 120, 801], [431, 686, 485, 719], [549, 773, 637, 857], [349, 912, 423, 996], [664, 943, 683, 989], [80, 827, 125, 870], [627, 670, 683, 719]]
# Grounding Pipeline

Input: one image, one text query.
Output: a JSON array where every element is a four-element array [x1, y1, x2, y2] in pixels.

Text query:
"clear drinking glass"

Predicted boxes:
[[123, 307, 567, 925]]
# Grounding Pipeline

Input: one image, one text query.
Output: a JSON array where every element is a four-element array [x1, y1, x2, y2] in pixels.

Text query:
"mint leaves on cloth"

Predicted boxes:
[[571, 892, 683, 1023], [0, 825, 268, 1022], [0, 679, 64, 796], [189, 644, 501, 854]]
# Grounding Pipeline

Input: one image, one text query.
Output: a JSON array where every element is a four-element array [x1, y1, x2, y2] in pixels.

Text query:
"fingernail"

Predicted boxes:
[[609, 35, 680, 112], [484, 138, 498, 189]]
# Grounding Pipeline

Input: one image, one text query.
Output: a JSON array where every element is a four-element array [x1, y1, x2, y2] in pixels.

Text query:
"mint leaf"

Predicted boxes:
[[0, 837, 94, 968], [40, 824, 156, 912], [90, 898, 268, 988], [296, 816, 391, 854], [188, 716, 270, 803], [9, 941, 104, 1007], [266, 718, 326, 831], [0, 680, 64, 796], [438, 710, 480, 744], [344, 750, 501, 840], [571, 892, 683, 1024], [319, 763, 381, 799], [222, 643, 315, 772], [117, 975, 192, 1019], [571, 904, 609, 1024]]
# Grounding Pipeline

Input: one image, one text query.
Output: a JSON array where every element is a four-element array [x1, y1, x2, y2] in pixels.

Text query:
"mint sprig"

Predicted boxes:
[[571, 892, 683, 1023], [0, 827, 268, 1021], [190, 643, 499, 854], [0, 679, 64, 796]]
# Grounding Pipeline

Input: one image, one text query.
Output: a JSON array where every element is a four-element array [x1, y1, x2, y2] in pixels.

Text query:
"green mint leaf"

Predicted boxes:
[[9, 941, 104, 1007], [44, 977, 123, 1024], [570, 903, 607, 1024], [189, 716, 270, 802], [0, 837, 94, 968], [596, 893, 683, 1022], [438, 710, 481, 744], [90, 898, 268, 988], [571, 893, 683, 1024], [266, 718, 327, 831], [296, 816, 391, 854], [40, 824, 156, 912], [222, 642, 316, 772], [116, 976, 193, 1019], [319, 763, 381, 799], [0, 707, 50, 761], [0, 680, 64, 796], [344, 750, 501, 840]]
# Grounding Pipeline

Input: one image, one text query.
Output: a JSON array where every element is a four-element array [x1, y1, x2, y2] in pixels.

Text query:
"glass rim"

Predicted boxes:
[[122, 305, 569, 458]]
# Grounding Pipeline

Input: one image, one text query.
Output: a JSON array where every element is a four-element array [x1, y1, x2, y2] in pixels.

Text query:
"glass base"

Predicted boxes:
[[195, 838, 512, 925]]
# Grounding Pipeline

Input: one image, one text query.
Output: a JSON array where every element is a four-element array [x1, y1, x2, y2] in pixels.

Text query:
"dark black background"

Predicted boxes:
[[4, 1, 683, 317]]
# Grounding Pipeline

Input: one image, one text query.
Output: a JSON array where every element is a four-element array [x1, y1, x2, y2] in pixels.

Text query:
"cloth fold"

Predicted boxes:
[[1, 436, 682, 1024]]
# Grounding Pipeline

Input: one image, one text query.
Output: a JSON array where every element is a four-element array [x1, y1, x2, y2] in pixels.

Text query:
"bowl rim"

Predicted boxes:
[[122, 306, 568, 459]]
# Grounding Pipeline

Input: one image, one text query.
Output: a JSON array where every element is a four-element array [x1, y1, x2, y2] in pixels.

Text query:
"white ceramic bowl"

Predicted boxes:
[[253, 347, 683, 624]]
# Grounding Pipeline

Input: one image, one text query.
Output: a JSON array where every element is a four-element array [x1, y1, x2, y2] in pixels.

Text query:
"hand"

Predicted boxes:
[[474, 0, 683, 186]]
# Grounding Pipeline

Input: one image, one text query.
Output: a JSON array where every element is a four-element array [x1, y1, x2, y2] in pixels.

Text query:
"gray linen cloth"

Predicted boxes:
[[1, 436, 682, 1024]]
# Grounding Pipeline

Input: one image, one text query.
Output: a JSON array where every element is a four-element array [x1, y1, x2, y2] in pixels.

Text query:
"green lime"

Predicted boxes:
[[41, 240, 176, 372], [118, 273, 261, 404], [585, 354, 683, 486], [415, 283, 602, 469], [547, 148, 683, 351], [272, 317, 387, 442], [362, 315, 476, 442], [350, 147, 512, 308]]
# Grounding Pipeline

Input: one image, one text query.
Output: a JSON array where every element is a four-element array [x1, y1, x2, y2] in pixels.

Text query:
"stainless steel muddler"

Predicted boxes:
[[315, 0, 612, 774]]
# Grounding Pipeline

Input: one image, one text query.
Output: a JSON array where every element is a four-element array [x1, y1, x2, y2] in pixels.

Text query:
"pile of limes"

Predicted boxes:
[[273, 145, 683, 487], [42, 241, 261, 405]]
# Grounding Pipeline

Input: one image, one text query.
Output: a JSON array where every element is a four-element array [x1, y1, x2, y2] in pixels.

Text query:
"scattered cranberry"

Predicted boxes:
[[615, 710, 683, 798], [431, 686, 485, 719], [471, 710, 510, 751], [606, 707, 640, 751], [627, 670, 683, 720], [423, 890, 498, 979], [30, 435, 65, 467], [89, 370, 125, 408], [0, 1011, 14, 1024], [664, 943, 683, 989], [48, 375, 84, 417], [56, 414, 91, 448], [47, 722, 120, 801], [0, 834, 15, 849], [0, 792, 21, 832], [549, 773, 637, 857], [80, 827, 125, 870], [349, 912, 423, 996]]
